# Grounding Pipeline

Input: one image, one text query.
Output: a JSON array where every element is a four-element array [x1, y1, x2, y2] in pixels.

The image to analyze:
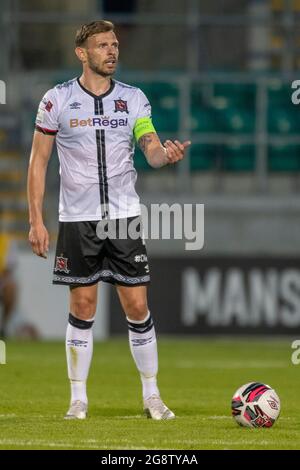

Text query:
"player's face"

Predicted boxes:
[[85, 32, 119, 77]]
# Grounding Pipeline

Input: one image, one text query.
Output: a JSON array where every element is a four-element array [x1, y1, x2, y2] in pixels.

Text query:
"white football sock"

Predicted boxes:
[[66, 313, 94, 404], [127, 311, 159, 400]]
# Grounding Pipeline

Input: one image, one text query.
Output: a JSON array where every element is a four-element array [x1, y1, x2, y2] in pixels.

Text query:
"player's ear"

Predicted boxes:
[[75, 47, 87, 63]]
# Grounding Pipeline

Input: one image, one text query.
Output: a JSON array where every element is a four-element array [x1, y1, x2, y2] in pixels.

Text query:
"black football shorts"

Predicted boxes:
[[52, 216, 150, 287]]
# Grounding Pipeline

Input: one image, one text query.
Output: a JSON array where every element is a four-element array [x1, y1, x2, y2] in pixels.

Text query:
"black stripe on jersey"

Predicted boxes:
[[94, 97, 100, 116], [94, 98, 109, 219], [97, 100, 109, 213], [96, 129, 105, 217], [100, 129, 109, 211]]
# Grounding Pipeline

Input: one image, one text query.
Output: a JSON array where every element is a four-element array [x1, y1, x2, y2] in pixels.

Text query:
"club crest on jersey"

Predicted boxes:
[[45, 100, 53, 112], [114, 99, 129, 114], [54, 256, 70, 273]]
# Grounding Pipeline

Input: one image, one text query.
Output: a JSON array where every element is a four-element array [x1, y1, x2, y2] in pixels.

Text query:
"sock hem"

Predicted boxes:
[[126, 310, 150, 325]]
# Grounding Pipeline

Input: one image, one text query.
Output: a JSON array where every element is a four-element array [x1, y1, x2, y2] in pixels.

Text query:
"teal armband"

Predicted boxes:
[[133, 117, 156, 142]]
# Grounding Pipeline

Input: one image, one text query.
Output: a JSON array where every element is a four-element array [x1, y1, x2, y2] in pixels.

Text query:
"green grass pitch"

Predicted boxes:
[[0, 338, 299, 450]]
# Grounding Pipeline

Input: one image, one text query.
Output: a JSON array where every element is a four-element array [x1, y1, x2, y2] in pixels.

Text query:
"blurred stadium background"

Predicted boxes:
[[0, 0, 300, 339]]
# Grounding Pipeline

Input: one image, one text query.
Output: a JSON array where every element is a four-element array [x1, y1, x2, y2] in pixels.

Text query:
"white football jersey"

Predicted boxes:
[[35, 77, 152, 221]]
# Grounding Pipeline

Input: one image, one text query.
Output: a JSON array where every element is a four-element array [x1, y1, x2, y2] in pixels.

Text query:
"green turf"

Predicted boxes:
[[0, 338, 299, 450]]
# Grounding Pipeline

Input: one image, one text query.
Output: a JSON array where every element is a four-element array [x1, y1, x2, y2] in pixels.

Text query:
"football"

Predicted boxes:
[[231, 382, 280, 428]]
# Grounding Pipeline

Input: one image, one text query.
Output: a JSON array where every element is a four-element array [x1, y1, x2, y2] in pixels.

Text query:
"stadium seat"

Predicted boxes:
[[267, 81, 300, 135], [267, 81, 292, 106], [131, 82, 179, 132], [213, 83, 255, 109], [217, 107, 255, 134], [191, 83, 213, 107], [132, 82, 179, 107], [190, 144, 217, 171], [152, 110, 179, 132], [221, 144, 256, 171], [268, 107, 299, 134], [268, 144, 300, 171], [151, 82, 179, 103], [190, 108, 216, 133]]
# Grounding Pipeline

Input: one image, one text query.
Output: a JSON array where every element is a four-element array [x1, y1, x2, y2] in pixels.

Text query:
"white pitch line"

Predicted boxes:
[[207, 415, 232, 420], [113, 415, 143, 419], [0, 439, 101, 449], [177, 360, 287, 369]]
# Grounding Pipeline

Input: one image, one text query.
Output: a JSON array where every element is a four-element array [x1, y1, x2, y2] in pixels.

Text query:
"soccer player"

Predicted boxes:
[[27, 20, 190, 420]]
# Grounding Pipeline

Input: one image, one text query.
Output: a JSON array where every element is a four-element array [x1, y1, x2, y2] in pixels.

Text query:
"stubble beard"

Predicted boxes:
[[87, 56, 115, 78]]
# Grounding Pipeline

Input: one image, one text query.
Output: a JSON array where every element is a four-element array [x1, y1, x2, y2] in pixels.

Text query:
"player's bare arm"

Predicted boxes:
[[27, 131, 54, 258], [138, 132, 191, 168]]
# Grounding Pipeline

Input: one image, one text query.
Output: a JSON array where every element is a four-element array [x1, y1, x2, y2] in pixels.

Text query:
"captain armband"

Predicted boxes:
[[133, 117, 156, 142]]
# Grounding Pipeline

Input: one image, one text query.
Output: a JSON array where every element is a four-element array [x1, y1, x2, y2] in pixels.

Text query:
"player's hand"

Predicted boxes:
[[163, 139, 191, 164], [29, 222, 49, 259]]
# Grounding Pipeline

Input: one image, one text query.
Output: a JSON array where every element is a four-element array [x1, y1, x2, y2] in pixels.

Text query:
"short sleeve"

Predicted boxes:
[[133, 89, 156, 141], [135, 89, 152, 120], [35, 88, 59, 135]]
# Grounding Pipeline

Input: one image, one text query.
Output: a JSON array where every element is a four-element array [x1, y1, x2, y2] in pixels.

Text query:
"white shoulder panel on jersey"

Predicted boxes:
[[35, 78, 77, 134]]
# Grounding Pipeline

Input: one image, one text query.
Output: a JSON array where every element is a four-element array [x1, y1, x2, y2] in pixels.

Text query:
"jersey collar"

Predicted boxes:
[[76, 77, 115, 99]]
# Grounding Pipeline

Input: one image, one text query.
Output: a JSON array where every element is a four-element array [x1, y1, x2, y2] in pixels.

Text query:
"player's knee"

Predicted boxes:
[[126, 299, 148, 321], [71, 296, 96, 320]]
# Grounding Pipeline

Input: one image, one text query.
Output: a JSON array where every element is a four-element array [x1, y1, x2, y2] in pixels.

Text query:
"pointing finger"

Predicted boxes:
[[182, 141, 191, 148]]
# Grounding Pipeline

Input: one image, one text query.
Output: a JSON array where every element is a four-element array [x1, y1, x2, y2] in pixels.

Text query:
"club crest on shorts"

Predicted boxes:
[[114, 99, 129, 114], [55, 255, 70, 273]]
